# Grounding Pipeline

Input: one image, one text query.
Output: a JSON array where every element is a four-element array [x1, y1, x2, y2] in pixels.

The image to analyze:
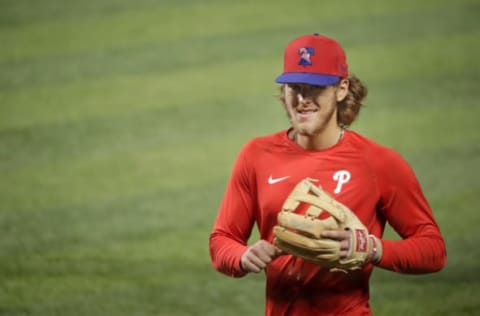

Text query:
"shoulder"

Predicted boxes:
[[347, 130, 406, 165], [230, 130, 288, 180], [239, 130, 289, 155], [347, 130, 417, 183]]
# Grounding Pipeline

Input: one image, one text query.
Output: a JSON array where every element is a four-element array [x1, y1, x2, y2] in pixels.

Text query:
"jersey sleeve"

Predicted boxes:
[[209, 141, 258, 277], [375, 149, 446, 273]]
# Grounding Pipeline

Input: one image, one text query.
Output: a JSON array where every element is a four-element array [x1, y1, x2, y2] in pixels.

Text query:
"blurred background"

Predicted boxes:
[[0, 0, 479, 315]]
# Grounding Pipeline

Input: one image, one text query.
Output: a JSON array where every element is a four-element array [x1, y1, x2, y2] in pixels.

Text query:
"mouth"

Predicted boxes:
[[294, 108, 318, 120]]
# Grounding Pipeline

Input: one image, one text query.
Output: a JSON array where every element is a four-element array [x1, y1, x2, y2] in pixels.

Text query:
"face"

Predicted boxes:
[[283, 81, 347, 137]]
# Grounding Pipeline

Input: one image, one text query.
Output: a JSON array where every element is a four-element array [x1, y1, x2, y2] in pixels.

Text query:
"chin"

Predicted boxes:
[[294, 128, 314, 137], [293, 123, 315, 135]]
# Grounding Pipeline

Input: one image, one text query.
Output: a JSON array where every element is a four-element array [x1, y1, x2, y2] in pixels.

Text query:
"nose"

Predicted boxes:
[[296, 92, 313, 105]]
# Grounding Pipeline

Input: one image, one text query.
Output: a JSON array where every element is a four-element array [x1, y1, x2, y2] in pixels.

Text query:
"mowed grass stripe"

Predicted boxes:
[[0, 0, 348, 63], [1, 25, 478, 130], [1, 1, 477, 92], [0, 94, 276, 171], [0, 89, 282, 224], [0, 55, 281, 130], [0, 179, 224, 257], [0, 183, 241, 314], [0, 0, 193, 27], [1, 0, 466, 63]]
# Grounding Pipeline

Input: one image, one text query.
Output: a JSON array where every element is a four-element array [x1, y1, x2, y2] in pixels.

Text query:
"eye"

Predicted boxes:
[[288, 84, 301, 93], [306, 85, 326, 95]]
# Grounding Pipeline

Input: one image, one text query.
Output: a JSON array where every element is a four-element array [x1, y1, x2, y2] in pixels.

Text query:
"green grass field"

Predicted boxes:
[[1, 0, 479, 315]]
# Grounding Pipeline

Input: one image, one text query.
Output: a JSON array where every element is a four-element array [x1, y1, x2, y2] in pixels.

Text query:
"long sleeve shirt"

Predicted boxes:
[[210, 129, 446, 316]]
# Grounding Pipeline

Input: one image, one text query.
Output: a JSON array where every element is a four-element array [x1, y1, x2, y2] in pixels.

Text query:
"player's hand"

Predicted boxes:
[[240, 240, 283, 273], [321, 229, 352, 259]]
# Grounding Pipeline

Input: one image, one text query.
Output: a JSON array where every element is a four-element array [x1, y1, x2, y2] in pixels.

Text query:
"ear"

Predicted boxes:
[[336, 78, 349, 102]]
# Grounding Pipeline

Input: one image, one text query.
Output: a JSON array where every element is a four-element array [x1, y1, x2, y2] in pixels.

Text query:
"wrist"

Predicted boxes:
[[367, 235, 382, 265], [239, 250, 248, 273]]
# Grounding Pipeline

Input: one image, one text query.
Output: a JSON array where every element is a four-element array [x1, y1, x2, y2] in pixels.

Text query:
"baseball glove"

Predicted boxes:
[[273, 179, 379, 271]]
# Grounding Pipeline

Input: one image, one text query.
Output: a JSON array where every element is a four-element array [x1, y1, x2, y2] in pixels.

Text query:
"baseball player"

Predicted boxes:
[[209, 33, 446, 315]]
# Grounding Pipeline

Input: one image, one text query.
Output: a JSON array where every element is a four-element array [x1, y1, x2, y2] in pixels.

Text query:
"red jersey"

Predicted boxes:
[[209, 129, 446, 316]]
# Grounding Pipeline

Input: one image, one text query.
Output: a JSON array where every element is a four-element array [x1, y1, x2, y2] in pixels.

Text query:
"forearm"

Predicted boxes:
[[209, 232, 248, 278], [376, 233, 446, 273]]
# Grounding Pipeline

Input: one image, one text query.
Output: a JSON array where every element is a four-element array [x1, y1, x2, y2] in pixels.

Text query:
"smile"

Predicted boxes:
[[296, 108, 318, 113], [295, 108, 318, 120]]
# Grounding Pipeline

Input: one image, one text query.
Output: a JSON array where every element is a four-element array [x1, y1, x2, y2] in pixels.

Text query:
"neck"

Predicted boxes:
[[291, 126, 344, 150]]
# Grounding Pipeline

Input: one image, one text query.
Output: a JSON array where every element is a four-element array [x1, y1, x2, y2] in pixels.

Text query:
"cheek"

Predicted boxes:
[[284, 93, 298, 109], [316, 94, 337, 110], [282, 96, 296, 120]]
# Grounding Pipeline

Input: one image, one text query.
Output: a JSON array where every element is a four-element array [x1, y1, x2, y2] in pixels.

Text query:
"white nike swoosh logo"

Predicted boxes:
[[268, 175, 290, 184]]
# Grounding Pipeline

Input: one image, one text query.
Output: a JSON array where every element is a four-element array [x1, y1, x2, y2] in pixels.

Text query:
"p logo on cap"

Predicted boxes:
[[298, 47, 315, 66], [276, 33, 348, 87]]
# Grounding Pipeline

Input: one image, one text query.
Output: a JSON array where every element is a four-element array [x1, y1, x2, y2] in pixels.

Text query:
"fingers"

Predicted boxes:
[[321, 229, 352, 259], [273, 245, 284, 257], [241, 240, 281, 273]]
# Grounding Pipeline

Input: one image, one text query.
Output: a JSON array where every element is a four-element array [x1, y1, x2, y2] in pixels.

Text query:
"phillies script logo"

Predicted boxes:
[[355, 229, 368, 252]]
